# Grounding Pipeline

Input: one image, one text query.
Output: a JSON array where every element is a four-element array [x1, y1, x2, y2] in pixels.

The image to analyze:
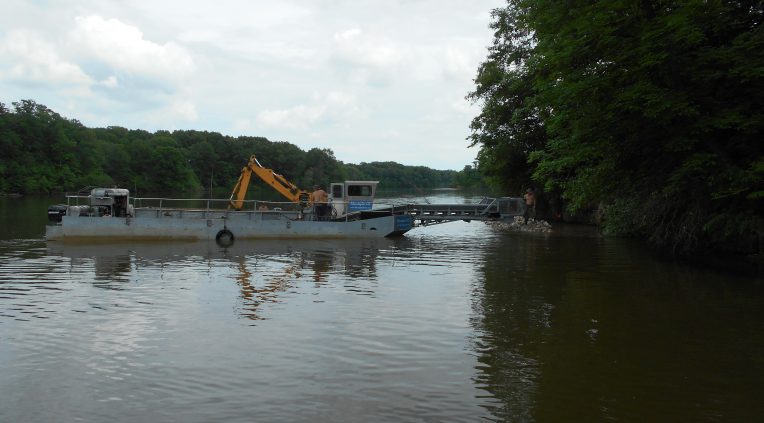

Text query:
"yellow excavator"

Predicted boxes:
[[228, 155, 311, 210]]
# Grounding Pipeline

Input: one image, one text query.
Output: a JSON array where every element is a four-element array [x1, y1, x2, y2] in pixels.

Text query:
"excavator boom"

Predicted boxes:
[[228, 155, 310, 210]]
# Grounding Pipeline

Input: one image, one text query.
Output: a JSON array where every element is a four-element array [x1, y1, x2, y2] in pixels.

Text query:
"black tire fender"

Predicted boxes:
[[215, 229, 235, 247]]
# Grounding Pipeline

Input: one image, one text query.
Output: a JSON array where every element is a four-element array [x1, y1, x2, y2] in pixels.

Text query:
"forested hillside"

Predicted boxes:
[[0, 100, 455, 195], [469, 1, 763, 255]]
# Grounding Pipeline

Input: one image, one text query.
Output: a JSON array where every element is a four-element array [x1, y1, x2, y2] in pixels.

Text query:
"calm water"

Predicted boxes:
[[1, 193, 762, 422]]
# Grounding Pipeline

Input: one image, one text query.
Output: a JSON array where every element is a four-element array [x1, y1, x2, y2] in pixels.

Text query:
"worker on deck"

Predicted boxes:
[[311, 185, 330, 220]]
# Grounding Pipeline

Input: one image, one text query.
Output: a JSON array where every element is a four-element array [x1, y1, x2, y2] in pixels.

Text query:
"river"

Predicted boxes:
[[1, 191, 762, 422]]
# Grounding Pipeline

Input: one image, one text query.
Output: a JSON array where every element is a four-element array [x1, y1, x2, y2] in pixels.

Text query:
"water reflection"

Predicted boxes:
[[470, 232, 553, 421], [2, 234, 489, 324], [44, 239, 396, 320], [232, 240, 388, 319], [93, 255, 132, 287], [1, 217, 759, 421], [233, 254, 298, 321], [472, 228, 764, 421]]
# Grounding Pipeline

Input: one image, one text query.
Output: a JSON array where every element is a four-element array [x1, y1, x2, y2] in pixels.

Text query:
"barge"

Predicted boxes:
[[46, 182, 416, 244], [45, 185, 522, 245], [45, 156, 523, 245]]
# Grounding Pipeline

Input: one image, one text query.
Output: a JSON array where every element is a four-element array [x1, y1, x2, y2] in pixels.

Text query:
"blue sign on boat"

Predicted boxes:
[[395, 215, 413, 231], [348, 200, 373, 212]]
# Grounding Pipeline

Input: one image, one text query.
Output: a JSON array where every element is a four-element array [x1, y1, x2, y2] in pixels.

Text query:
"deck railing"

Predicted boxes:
[[62, 193, 523, 222]]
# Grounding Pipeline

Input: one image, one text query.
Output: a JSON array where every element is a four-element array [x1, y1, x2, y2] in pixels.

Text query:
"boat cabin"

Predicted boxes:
[[329, 181, 379, 216], [88, 188, 131, 217]]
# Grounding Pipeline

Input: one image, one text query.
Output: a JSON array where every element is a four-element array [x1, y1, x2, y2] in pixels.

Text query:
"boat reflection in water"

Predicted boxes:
[[46, 238, 408, 320]]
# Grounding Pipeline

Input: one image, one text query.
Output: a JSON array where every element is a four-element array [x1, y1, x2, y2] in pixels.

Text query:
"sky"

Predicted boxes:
[[0, 0, 504, 170]]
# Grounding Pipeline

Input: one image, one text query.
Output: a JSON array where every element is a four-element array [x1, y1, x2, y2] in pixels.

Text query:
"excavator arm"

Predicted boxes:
[[228, 155, 311, 210]]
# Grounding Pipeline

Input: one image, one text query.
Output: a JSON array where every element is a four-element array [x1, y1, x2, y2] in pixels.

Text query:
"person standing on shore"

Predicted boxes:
[[523, 188, 536, 224]]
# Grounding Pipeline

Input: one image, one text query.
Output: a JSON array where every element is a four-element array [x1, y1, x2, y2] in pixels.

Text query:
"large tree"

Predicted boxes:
[[470, 0, 764, 255], [468, 5, 546, 194]]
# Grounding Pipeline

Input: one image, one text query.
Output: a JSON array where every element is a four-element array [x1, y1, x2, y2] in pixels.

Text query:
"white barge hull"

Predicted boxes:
[[46, 209, 413, 241]]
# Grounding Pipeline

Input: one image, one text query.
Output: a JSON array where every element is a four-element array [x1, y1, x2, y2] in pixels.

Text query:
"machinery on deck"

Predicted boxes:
[[228, 155, 311, 210], [48, 187, 133, 222], [227, 154, 382, 222]]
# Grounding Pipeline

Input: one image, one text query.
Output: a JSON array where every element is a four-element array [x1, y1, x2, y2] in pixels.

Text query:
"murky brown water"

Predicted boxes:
[[1, 193, 762, 422]]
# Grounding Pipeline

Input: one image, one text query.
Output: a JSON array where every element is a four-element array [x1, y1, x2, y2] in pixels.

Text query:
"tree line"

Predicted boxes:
[[0, 100, 457, 197], [468, 0, 763, 256]]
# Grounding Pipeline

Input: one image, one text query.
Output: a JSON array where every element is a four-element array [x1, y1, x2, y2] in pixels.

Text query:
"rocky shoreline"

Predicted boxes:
[[487, 216, 552, 233]]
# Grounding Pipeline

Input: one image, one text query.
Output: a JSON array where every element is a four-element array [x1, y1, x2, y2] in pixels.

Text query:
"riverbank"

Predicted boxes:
[[488, 216, 553, 233]]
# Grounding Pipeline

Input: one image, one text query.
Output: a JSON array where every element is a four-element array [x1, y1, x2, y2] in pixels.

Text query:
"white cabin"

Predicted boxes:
[[329, 181, 379, 216]]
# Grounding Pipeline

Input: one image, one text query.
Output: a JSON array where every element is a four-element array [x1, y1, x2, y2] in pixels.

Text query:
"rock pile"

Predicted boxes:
[[488, 216, 552, 233]]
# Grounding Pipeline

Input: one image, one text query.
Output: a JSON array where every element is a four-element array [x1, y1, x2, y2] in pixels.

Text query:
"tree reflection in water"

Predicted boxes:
[[471, 226, 764, 422]]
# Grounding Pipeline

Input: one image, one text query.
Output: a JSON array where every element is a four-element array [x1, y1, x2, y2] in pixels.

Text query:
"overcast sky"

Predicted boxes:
[[1, 0, 503, 170]]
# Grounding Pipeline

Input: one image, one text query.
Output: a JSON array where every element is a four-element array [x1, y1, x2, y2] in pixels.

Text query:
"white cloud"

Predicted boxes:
[[0, 30, 93, 86], [332, 27, 405, 70], [70, 15, 194, 82], [165, 99, 199, 122], [256, 91, 360, 130], [334, 28, 362, 42], [0, 0, 504, 169], [232, 118, 254, 134], [177, 29, 222, 44], [444, 46, 476, 80], [330, 28, 408, 86], [0, 14, 199, 124], [451, 97, 477, 115], [257, 104, 325, 130], [99, 75, 119, 88], [329, 26, 484, 88]]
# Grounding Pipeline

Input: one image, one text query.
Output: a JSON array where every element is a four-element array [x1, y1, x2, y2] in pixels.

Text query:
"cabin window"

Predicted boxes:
[[332, 185, 343, 198], [348, 185, 372, 196]]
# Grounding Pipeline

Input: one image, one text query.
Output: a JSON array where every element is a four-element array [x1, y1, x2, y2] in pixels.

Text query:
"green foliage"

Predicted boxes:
[[469, 1, 764, 255], [468, 5, 547, 195], [343, 161, 456, 189], [454, 162, 488, 189], [0, 100, 456, 197]]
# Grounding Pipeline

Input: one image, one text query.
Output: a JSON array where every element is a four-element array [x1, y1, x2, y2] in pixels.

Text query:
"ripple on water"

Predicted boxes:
[[2, 194, 763, 422]]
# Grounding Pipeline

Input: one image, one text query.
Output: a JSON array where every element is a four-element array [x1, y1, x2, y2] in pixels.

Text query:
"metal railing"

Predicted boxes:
[[62, 193, 523, 223]]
